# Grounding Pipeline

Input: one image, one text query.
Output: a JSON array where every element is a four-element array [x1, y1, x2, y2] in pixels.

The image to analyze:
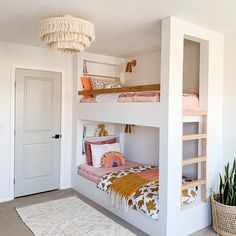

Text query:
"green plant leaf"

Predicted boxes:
[[218, 160, 236, 206]]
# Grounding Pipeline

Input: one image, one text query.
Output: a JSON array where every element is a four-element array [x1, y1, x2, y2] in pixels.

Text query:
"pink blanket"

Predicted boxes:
[[118, 92, 159, 102], [182, 93, 199, 110], [80, 92, 199, 110], [137, 168, 159, 182], [78, 162, 141, 183]]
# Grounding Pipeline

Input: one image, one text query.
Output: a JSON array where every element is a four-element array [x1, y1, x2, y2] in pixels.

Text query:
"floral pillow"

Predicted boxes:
[[91, 78, 123, 90]]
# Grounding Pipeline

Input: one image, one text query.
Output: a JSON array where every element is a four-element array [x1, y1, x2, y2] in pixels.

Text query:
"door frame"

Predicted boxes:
[[10, 64, 67, 200]]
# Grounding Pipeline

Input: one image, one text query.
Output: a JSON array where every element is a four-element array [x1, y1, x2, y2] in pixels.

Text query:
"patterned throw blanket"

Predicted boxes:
[[108, 169, 159, 211], [97, 165, 197, 220]]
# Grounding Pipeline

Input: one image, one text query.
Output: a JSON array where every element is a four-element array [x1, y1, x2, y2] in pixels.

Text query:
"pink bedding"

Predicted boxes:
[[80, 92, 199, 110], [182, 93, 199, 110], [118, 92, 159, 102], [78, 161, 141, 183]]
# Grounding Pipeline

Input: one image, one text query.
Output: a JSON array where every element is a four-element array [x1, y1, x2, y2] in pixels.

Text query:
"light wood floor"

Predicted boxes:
[[0, 188, 216, 236]]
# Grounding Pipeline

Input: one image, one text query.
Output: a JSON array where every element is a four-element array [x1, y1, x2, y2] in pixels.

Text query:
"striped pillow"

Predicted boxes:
[[84, 138, 116, 165]]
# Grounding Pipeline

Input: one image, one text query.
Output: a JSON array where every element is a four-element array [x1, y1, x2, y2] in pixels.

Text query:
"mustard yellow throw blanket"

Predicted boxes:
[[108, 169, 158, 212]]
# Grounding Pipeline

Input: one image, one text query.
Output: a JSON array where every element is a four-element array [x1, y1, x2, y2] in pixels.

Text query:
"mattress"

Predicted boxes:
[[78, 161, 141, 183], [80, 92, 199, 110]]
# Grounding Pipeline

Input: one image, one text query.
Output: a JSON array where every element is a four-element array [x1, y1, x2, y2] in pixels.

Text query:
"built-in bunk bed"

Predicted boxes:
[[72, 17, 224, 236]]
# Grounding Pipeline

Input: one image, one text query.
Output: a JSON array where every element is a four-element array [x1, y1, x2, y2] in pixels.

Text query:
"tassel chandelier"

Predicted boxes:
[[39, 15, 95, 54]]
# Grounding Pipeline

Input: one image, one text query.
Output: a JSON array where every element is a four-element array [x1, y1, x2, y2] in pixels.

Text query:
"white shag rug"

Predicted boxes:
[[16, 196, 136, 236]]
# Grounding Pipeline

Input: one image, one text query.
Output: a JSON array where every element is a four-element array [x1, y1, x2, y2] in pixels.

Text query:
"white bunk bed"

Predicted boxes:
[[72, 17, 224, 236]]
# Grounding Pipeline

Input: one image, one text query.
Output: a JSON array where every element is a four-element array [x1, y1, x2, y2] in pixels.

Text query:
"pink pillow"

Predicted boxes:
[[84, 138, 116, 165]]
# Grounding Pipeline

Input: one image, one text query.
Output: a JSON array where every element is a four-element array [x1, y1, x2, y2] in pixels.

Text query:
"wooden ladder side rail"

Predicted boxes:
[[201, 115, 207, 202], [78, 84, 161, 96]]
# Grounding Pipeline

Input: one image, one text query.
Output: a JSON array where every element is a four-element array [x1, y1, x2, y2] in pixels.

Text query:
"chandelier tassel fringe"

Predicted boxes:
[[39, 15, 95, 54]]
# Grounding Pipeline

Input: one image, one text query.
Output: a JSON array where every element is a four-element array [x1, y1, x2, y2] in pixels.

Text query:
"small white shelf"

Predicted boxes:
[[82, 135, 119, 141]]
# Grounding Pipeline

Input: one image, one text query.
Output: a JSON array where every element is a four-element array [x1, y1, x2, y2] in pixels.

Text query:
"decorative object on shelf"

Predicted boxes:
[[94, 128, 101, 137], [125, 59, 137, 73], [83, 61, 88, 74], [211, 159, 236, 236], [39, 15, 95, 54], [83, 126, 86, 138], [125, 124, 135, 133], [98, 124, 108, 137]]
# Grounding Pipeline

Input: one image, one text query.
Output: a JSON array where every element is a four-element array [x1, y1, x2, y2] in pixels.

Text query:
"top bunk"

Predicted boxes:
[[76, 40, 207, 127], [78, 83, 205, 127]]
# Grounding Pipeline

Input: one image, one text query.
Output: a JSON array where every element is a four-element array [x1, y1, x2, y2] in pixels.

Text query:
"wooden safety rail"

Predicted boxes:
[[78, 84, 160, 96]]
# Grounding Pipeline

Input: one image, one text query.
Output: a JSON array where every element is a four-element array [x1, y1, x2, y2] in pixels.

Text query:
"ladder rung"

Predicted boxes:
[[182, 134, 207, 141], [183, 110, 207, 116], [182, 179, 206, 190], [182, 156, 206, 166]]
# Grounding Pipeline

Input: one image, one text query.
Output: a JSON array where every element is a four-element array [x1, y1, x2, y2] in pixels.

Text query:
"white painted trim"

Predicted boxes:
[[9, 64, 69, 201], [73, 175, 160, 236], [0, 197, 12, 203], [77, 103, 162, 127]]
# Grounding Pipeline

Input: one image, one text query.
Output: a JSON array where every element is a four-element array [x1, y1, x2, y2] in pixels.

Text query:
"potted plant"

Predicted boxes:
[[211, 159, 236, 236]]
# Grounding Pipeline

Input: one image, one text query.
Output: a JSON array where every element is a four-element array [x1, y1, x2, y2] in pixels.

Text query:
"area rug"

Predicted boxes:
[[16, 196, 136, 236]]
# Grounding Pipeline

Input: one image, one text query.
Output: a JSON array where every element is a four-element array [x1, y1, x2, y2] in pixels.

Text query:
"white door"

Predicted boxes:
[[15, 69, 61, 197]]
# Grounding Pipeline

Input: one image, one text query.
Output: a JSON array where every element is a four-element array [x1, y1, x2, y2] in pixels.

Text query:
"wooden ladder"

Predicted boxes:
[[182, 111, 207, 202]]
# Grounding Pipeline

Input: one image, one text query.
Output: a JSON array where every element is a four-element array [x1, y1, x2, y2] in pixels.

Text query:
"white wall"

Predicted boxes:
[[124, 41, 200, 94], [123, 126, 159, 166], [123, 41, 200, 168], [223, 32, 236, 167], [183, 40, 200, 93], [124, 50, 161, 86], [0, 42, 73, 202]]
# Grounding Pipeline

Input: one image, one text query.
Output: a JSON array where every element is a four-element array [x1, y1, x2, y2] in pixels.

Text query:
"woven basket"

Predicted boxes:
[[211, 194, 236, 236]]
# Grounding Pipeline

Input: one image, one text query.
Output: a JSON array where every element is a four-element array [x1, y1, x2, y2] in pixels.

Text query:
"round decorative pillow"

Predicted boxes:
[[101, 151, 126, 168]]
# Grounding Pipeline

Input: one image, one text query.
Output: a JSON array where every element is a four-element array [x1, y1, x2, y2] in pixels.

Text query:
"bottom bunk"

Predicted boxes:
[[73, 174, 160, 236], [74, 122, 210, 235], [77, 163, 198, 221]]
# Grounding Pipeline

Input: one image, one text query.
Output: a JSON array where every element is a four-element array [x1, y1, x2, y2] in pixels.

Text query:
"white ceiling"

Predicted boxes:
[[0, 0, 236, 57]]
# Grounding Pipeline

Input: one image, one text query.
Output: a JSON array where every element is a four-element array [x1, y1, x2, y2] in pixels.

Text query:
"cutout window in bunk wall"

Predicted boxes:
[[182, 40, 201, 182], [183, 40, 200, 95]]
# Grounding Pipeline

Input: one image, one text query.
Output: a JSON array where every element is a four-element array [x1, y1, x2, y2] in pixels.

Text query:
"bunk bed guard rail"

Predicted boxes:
[[78, 84, 161, 96]]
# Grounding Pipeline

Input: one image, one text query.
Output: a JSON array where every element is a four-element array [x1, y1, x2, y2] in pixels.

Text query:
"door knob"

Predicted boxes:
[[52, 134, 62, 139]]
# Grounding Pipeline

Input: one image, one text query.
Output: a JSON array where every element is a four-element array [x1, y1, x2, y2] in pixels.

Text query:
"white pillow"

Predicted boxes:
[[91, 142, 122, 168]]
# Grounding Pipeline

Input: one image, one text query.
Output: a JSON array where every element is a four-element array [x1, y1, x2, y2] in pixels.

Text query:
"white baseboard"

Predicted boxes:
[[0, 197, 12, 203], [59, 184, 71, 190]]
